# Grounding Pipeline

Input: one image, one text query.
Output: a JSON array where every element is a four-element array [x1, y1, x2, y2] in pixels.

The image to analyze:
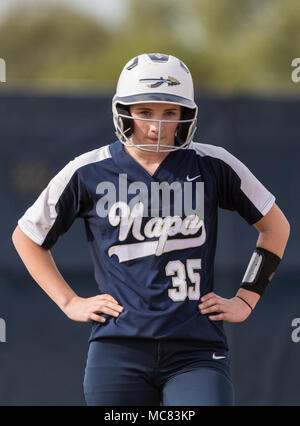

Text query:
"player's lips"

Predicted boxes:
[[147, 137, 164, 141]]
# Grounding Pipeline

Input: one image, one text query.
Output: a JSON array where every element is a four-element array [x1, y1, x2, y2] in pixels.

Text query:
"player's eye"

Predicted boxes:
[[138, 110, 151, 117], [165, 111, 177, 117]]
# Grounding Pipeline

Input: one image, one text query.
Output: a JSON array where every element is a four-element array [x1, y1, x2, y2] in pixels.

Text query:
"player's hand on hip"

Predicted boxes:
[[63, 294, 124, 323], [198, 292, 252, 323]]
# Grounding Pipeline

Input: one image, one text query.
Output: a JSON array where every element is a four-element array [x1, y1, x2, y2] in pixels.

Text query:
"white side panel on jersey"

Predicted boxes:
[[18, 145, 111, 246], [189, 141, 275, 217]]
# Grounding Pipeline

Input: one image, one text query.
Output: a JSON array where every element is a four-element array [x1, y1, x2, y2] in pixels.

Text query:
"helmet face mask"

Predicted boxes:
[[112, 53, 198, 152]]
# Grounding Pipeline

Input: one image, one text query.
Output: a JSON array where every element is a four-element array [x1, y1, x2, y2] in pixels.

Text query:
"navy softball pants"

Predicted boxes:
[[83, 338, 234, 406]]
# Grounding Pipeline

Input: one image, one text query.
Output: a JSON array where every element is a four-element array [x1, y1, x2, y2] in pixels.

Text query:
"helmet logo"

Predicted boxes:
[[147, 53, 169, 62], [126, 56, 139, 70], [139, 76, 180, 88]]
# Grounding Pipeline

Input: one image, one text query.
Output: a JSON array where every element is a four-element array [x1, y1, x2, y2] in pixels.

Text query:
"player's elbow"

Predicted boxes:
[[276, 210, 291, 243], [279, 217, 290, 258], [269, 212, 290, 247], [283, 217, 291, 243]]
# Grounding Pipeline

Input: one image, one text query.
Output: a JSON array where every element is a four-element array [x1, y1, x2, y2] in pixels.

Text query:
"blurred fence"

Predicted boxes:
[[0, 91, 299, 405]]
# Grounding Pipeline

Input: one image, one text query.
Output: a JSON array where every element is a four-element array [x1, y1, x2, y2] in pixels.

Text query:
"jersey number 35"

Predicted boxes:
[[165, 259, 201, 301]]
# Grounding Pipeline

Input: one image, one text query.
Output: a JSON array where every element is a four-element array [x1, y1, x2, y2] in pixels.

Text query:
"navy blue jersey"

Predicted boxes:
[[18, 140, 275, 350]]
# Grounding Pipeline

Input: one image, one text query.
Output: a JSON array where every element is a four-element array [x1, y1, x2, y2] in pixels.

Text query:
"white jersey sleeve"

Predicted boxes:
[[17, 147, 109, 248], [190, 142, 275, 224]]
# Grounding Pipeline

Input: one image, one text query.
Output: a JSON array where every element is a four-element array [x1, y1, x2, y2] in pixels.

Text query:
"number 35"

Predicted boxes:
[[166, 259, 201, 301]]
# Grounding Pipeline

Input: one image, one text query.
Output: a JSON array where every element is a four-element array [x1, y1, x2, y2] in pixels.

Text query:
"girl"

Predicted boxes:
[[12, 53, 290, 406]]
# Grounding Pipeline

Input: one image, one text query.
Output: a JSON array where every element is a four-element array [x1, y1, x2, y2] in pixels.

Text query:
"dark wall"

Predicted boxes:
[[0, 91, 299, 405]]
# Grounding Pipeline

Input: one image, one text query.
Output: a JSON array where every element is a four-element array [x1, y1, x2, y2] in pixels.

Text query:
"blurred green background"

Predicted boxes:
[[0, 0, 299, 94]]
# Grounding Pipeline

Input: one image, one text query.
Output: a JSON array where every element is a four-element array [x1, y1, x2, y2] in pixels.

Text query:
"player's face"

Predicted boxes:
[[129, 103, 182, 150]]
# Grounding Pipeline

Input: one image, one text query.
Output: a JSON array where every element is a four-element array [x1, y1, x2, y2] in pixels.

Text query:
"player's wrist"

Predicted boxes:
[[235, 288, 260, 311], [234, 296, 253, 313], [60, 292, 80, 314]]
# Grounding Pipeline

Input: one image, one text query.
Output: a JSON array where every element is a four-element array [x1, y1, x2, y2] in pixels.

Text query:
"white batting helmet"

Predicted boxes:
[[112, 53, 198, 152]]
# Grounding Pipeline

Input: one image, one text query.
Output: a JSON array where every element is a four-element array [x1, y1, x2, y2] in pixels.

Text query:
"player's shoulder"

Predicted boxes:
[[189, 140, 252, 184], [72, 144, 112, 167], [51, 144, 111, 188], [65, 144, 112, 173], [188, 140, 232, 162], [188, 141, 244, 171]]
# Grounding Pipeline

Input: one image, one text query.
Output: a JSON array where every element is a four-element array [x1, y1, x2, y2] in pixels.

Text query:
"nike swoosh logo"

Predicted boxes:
[[212, 352, 226, 360], [186, 174, 201, 181]]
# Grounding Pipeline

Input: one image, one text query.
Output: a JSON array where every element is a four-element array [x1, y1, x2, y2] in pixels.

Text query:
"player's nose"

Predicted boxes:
[[149, 119, 162, 133]]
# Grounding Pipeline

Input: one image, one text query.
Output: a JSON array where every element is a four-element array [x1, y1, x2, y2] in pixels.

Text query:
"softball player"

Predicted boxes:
[[12, 53, 290, 406]]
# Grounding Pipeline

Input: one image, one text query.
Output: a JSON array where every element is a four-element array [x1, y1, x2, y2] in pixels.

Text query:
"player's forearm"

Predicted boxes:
[[235, 214, 290, 309], [12, 225, 77, 312]]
